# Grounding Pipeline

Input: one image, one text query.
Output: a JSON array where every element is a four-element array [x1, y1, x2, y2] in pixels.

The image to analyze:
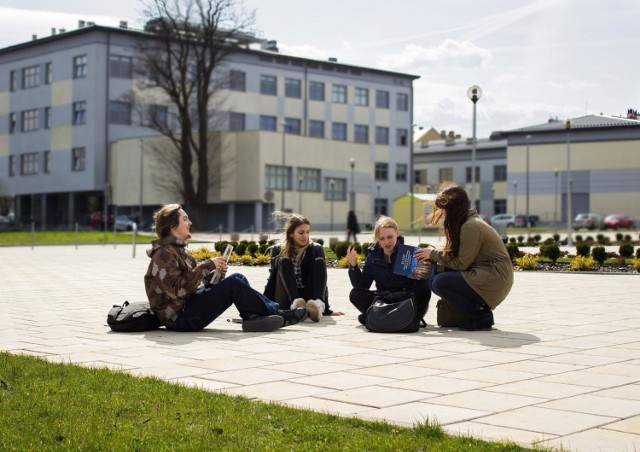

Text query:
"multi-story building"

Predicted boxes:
[[0, 21, 418, 231]]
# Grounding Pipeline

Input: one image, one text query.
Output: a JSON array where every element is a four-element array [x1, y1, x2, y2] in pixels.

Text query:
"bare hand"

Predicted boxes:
[[330, 311, 346, 316], [414, 247, 433, 262], [212, 256, 228, 273], [346, 246, 358, 267]]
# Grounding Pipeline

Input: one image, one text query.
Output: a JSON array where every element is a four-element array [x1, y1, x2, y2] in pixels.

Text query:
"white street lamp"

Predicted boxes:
[[467, 85, 482, 209], [280, 121, 288, 211], [329, 179, 335, 231], [565, 118, 573, 247], [553, 167, 559, 235], [349, 157, 355, 211], [298, 176, 303, 215], [525, 134, 531, 238], [513, 180, 518, 215]]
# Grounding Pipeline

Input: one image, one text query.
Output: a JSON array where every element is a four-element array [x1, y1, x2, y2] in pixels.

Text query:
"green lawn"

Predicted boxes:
[[0, 353, 533, 451], [0, 231, 156, 247]]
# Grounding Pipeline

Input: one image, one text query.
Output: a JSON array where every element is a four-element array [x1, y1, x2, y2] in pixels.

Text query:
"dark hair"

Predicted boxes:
[[273, 211, 311, 262], [431, 183, 469, 257], [153, 204, 182, 238]]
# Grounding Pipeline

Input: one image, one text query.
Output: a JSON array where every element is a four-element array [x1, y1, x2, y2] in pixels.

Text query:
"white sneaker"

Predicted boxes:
[[305, 299, 324, 322], [291, 298, 306, 310]]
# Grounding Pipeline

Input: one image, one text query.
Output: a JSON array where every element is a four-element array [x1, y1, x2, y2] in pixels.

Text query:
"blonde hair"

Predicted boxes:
[[372, 216, 399, 242], [153, 203, 182, 238], [272, 210, 311, 263]]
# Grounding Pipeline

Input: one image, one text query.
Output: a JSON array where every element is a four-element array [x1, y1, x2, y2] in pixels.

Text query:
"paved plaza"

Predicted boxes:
[[2, 240, 640, 451]]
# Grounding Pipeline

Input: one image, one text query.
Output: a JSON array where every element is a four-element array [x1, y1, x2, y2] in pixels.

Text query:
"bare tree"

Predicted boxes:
[[133, 0, 255, 228]]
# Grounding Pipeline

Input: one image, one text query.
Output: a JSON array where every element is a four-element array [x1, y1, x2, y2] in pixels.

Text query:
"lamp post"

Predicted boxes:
[[467, 85, 482, 209], [525, 134, 531, 238], [280, 121, 287, 211], [298, 176, 303, 215], [553, 168, 559, 235], [349, 157, 356, 212], [513, 181, 518, 215], [139, 138, 144, 229], [565, 118, 573, 246], [376, 183, 381, 216], [329, 179, 335, 231]]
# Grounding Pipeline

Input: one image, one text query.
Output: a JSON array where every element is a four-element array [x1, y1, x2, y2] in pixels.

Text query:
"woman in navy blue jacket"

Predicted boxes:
[[346, 216, 431, 324]]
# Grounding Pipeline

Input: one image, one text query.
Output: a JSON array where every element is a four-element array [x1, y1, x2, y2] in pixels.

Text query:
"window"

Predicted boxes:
[[439, 167, 453, 183], [375, 162, 389, 181], [259, 115, 277, 131], [229, 112, 245, 131], [309, 81, 325, 101], [354, 87, 369, 106], [143, 104, 168, 128], [9, 113, 17, 134], [21, 152, 38, 175], [284, 118, 301, 135], [331, 122, 347, 141], [494, 165, 507, 182], [73, 55, 87, 78], [285, 78, 301, 98], [396, 128, 408, 146], [229, 70, 246, 91], [72, 147, 86, 172], [396, 93, 409, 111], [266, 164, 291, 190], [396, 163, 408, 182], [415, 169, 427, 185], [45, 63, 52, 84], [297, 168, 321, 191], [375, 198, 388, 216], [10, 70, 17, 91], [309, 120, 325, 138], [21, 109, 40, 132], [324, 178, 347, 201], [332, 84, 347, 103], [354, 124, 369, 143], [44, 107, 52, 129], [9, 155, 16, 177], [73, 101, 87, 125], [22, 65, 40, 89], [260, 75, 277, 95], [44, 151, 51, 174], [465, 166, 481, 183], [109, 101, 131, 125], [494, 199, 507, 215], [375, 126, 389, 145], [376, 90, 389, 108], [109, 55, 132, 79]]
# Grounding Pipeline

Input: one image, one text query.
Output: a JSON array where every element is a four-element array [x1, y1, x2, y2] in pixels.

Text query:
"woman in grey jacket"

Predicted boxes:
[[415, 183, 514, 330]]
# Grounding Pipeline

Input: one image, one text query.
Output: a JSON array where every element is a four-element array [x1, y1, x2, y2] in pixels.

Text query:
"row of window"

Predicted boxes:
[[8, 56, 88, 91], [7, 148, 86, 177], [435, 165, 508, 183], [231, 70, 409, 109]]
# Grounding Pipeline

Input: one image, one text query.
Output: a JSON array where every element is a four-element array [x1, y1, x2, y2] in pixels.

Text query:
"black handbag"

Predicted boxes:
[[365, 291, 426, 333]]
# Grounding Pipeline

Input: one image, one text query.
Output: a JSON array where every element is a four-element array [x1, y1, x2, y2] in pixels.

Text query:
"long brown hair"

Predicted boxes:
[[273, 211, 311, 263], [153, 204, 182, 239], [430, 183, 470, 257]]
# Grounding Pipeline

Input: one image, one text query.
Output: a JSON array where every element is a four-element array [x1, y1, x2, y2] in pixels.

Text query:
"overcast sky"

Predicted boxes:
[[2, 0, 638, 138]]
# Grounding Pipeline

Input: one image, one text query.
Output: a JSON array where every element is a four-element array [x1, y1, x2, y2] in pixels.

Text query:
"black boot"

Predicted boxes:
[[459, 308, 494, 331], [278, 307, 307, 326], [242, 315, 285, 332]]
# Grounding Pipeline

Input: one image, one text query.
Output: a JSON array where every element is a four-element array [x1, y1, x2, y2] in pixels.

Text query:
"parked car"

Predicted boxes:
[[572, 213, 604, 230], [114, 215, 135, 231], [479, 214, 493, 226], [490, 214, 524, 227], [603, 214, 634, 230]]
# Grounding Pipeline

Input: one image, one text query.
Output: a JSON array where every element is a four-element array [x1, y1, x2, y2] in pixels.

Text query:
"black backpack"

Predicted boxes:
[[107, 301, 161, 332], [365, 291, 427, 333]]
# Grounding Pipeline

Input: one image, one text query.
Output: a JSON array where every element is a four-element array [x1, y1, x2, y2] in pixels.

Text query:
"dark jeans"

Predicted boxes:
[[349, 281, 431, 317], [274, 257, 327, 309], [170, 273, 280, 332], [428, 265, 488, 313]]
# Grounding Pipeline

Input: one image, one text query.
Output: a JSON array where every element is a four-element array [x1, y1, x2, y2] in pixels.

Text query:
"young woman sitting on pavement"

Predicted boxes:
[[264, 211, 344, 322], [414, 182, 514, 330], [346, 215, 431, 326]]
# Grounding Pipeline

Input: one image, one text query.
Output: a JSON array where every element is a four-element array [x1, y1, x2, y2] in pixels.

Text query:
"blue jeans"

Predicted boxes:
[[428, 265, 487, 313], [170, 273, 281, 332]]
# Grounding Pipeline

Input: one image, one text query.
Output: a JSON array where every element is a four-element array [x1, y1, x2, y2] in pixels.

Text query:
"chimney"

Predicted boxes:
[[328, 57, 338, 62], [119, 20, 128, 29], [51, 28, 57, 36], [78, 20, 86, 28], [32, 34, 38, 41]]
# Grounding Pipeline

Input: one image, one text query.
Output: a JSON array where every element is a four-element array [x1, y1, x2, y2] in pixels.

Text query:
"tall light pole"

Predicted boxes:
[[298, 176, 303, 215], [280, 121, 287, 211], [467, 85, 482, 209], [553, 167, 559, 235], [565, 118, 573, 246], [349, 157, 355, 211], [525, 134, 531, 238], [409, 123, 416, 233], [329, 179, 335, 231], [139, 138, 144, 228], [513, 181, 518, 215], [376, 182, 381, 217]]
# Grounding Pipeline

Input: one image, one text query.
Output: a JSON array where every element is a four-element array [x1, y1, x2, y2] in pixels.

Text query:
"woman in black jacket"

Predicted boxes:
[[264, 212, 342, 321], [346, 216, 431, 325]]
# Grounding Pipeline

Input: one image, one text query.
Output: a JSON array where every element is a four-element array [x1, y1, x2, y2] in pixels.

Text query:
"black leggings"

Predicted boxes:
[[349, 281, 431, 317], [274, 257, 327, 309]]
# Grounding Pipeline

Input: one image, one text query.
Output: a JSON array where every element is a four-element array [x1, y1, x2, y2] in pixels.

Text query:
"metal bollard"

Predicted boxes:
[[75, 222, 79, 250], [132, 222, 137, 258]]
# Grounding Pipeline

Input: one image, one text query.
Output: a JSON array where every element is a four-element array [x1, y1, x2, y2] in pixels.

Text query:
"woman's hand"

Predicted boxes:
[[330, 311, 346, 316], [414, 246, 433, 263], [212, 256, 228, 276], [346, 246, 358, 267]]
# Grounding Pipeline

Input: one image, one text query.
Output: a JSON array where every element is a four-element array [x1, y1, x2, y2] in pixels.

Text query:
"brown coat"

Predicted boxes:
[[429, 211, 513, 309]]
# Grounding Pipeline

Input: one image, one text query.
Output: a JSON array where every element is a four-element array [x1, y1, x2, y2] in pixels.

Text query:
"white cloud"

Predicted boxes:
[[378, 40, 492, 70]]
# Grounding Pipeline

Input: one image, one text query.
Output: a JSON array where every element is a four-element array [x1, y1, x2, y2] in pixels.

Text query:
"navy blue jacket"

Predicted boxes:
[[348, 236, 423, 293]]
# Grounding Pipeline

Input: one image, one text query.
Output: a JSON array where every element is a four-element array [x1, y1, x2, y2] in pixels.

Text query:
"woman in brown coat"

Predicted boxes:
[[414, 183, 513, 330]]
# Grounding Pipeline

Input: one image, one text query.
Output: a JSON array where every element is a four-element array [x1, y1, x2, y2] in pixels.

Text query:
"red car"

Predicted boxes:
[[604, 214, 634, 230]]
